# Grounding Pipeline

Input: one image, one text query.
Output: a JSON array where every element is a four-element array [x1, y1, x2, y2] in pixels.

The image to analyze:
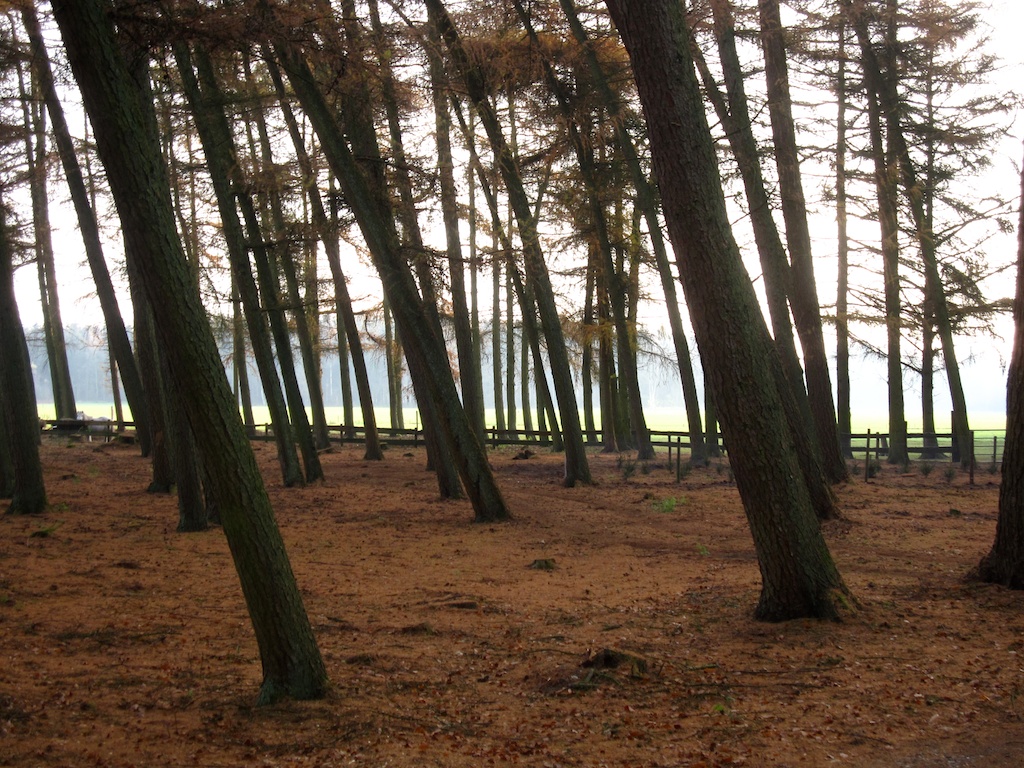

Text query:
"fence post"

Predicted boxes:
[[969, 431, 975, 486], [993, 435, 999, 466], [865, 429, 871, 482], [676, 436, 682, 483]]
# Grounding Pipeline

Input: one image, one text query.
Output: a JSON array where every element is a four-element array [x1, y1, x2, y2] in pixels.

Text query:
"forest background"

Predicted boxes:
[[6, 0, 1024, 437]]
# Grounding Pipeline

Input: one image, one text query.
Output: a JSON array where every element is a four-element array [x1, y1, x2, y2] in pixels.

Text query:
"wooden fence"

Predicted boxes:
[[41, 419, 1006, 468]]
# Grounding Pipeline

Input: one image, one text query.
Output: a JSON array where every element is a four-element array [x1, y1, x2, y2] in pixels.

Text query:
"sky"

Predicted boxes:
[[10, 0, 1024, 430]]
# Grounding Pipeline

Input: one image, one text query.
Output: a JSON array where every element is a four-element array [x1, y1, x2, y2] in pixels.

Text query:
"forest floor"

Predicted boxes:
[[2, 438, 1024, 767]]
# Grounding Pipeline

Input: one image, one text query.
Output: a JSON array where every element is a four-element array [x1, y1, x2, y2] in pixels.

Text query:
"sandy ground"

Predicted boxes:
[[1, 437, 1023, 767]]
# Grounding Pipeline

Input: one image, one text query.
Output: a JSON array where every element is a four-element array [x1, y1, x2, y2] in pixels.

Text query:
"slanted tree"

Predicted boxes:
[[605, 0, 852, 620], [52, 0, 327, 703], [17, 31, 76, 421], [0, 202, 47, 516], [172, 41, 305, 487], [426, 0, 591, 485], [976, 149, 1024, 588], [264, 3, 511, 521], [22, 5, 151, 456]]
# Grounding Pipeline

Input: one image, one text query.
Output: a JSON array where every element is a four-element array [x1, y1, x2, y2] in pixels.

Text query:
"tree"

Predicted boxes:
[[172, 41, 306, 488], [604, 0, 852, 620], [426, 0, 591, 486], [22, 5, 152, 456], [264, 2, 512, 521], [976, 148, 1024, 587], [52, 0, 327, 703], [755, 0, 848, 483], [18, 23, 76, 421], [0, 201, 47, 516]]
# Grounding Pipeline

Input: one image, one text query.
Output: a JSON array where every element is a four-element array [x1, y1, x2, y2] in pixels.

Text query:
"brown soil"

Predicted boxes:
[[2, 438, 1023, 767]]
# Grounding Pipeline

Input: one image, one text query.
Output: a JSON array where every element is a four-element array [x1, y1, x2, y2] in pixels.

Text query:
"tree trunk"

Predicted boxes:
[[266, 62, 382, 459], [19, 48, 76, 420], [25, 6, 151, 456], [269, 24, 511, 521], [243, 56, 332, 455], [173, 42, 304, 487], [560, 0, 704, 462], [422, 6, 487, 443], [53, 0, 328, 702], [846, 2, 908, 465], [976, 149, 1024, 587], [835, 19, 853, 458], [757, 0, 848, 484], [0, 204, 47, 516], [848, 3, 972, 466], [427, 0, 590, 485], [606, 0, 852, 620]]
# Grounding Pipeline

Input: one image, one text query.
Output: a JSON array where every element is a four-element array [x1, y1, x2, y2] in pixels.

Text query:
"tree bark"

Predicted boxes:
[[53, 0, 327, 702], [0, 204, 47, 516], [605, 0, 852, 620], [24, 6, 151, 456], [977, 148, 1024, 587], [757, 0, 848, 484], [427, 0, 590, 485], [173, 42, 304, 487]]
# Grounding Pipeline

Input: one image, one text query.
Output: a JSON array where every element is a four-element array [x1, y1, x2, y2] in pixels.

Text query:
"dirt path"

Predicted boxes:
[[1, 439, 1022, 766]]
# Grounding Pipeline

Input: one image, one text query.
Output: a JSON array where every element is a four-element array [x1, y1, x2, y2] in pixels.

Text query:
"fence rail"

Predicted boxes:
[[41, 419, 1006, 466]]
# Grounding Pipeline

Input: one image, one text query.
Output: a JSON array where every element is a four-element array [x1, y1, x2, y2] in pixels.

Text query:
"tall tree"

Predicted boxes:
[[264, 59, 383, 460], [604, 0, 852, 620], [265, 5, 511, 521], [173, 41, 305, 487], [560, 0, 706, 462], [0, 202, 47, 516], [976, 148, 1024, 588], [22, 5, 152, 456], [426, 0, 591, 485], [18, 35, 76, 420], [52, 0, 327, 702], [758, 0, 848, 483], [512, 0, 653, 460]]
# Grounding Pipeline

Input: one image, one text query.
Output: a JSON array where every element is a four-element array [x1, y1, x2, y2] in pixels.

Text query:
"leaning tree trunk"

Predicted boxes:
[[265, 61, 382, 459], [757, 0, 848, 483], [606, 0, 852, 621], [24, 6, 150, 455], [0, 203, 47, 516], [977, 149, 1024, 587], [512, 0, 653, 460], [173, 42, 304, 487], [19, 52, 76, 420], [53, 0, 328, 703], [268, 24, 511, 522], [428, 0, 590, 485], [561, 0, 704, 462]]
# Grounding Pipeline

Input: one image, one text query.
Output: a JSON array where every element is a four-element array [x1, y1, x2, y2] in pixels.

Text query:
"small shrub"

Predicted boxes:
[[653, 496, 683, 514], [944, 466, 958, 483], [920, 462, 934, 477], [620, 459, 637, 481], [867, 461, 881, 479], [640, 461, 651, 476]]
